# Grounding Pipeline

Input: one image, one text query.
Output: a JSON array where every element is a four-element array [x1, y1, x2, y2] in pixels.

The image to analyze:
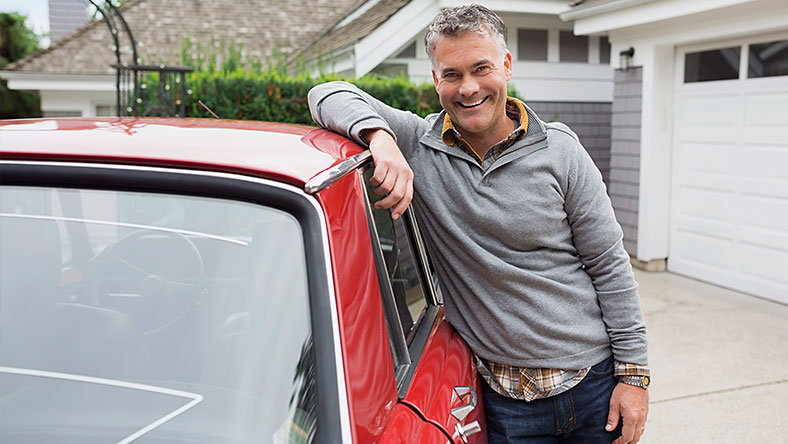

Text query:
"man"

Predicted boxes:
[[308, 4, 649, 444]]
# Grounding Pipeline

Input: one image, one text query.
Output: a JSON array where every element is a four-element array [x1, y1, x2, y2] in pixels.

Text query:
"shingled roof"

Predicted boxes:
[[290, 0, 411, 64], [7, 0, 361, 75]]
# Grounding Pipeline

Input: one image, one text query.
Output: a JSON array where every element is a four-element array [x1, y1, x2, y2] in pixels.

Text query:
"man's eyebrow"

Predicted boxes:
[[472, 59, 494, 68], [441, 59, 494, 75]]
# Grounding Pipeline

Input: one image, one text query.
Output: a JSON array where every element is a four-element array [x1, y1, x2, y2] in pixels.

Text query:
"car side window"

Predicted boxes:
[[360, 168, 437, 392]]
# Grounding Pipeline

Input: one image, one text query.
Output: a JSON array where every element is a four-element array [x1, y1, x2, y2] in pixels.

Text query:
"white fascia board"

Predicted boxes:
[[611, 0, 788, 49], [559, 0, 654, 21], [1, 71, 115, 92], [355, 0, 441, 76], [440, 0, 570, 15], [572, 0, 755, 35]]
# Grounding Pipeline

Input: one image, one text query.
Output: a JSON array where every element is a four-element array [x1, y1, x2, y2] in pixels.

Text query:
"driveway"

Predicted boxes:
[[635, 270, 788, 443]]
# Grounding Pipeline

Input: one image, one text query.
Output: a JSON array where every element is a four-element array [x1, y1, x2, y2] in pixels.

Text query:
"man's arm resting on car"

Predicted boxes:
[[360, 128, 414, 220]]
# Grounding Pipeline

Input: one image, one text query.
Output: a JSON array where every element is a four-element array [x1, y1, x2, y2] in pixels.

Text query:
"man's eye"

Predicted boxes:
[[444, 72, 459, 78], [475, 66, 490, 73]]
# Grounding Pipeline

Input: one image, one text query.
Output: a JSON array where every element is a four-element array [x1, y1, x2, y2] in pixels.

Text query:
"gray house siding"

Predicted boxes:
[[609, 68, 642, 256], [48, 0, 89, 42], [527, 101, 612, 183]]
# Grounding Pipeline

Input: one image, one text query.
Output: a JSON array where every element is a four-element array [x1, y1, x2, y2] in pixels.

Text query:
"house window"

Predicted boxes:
[[560, 30, 588, 62], [95, 105, 114, 116], [517, 29, 548, 61], [684, 47, 740, 82], [43, 110, 81, 117], [395, 41, 416, 59], [748, 39, 788, 78], [600, 36, 611, 64]]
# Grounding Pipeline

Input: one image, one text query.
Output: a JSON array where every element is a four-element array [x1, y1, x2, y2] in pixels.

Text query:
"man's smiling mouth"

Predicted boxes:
[[458, 97, 487, 108]]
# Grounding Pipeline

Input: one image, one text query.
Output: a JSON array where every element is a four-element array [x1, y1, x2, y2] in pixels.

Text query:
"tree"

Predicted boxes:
[[0, 12, 42, 119]]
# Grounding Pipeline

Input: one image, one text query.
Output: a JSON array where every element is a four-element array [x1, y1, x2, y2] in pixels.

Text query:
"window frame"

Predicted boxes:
[[0, 160, 349, 444], [357, 170, 441, 397]]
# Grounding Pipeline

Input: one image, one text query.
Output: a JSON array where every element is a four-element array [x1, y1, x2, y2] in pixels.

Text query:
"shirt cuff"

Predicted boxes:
[[614, 361, 651, 377]]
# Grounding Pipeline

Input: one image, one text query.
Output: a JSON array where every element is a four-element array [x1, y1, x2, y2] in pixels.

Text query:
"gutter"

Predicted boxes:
[[560, 0, 656, 21]]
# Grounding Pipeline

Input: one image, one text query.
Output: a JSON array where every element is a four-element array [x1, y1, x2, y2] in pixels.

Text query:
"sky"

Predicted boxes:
[[1, 0, 50, 45]]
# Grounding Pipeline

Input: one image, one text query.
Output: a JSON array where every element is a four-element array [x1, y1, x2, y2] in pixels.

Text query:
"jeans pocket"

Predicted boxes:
[[586, 355, 614, 379]]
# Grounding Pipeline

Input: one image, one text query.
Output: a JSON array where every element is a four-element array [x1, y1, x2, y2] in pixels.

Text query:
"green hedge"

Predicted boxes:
[[137, 71, 444, 123], [138, 70, 522, 124], [138, 37, 521, 123]]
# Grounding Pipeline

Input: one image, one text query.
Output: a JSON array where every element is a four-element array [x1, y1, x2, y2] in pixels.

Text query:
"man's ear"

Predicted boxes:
[[503, 51, 513, 81], [432, 69, 439, 90]]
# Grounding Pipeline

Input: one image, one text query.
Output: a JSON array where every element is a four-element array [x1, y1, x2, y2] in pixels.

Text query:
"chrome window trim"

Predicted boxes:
[[0, 160, 352, 444]]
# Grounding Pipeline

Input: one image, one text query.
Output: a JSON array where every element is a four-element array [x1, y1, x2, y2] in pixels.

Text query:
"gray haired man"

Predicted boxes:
[[308, 4, 650, 443]]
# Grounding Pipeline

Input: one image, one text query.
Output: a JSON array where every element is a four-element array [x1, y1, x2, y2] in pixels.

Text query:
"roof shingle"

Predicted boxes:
[[7, 0, 360, 74]]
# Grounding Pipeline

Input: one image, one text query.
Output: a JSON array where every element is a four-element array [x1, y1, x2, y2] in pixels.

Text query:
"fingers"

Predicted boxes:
[[609, 383, 649, 444], [606, 394, 621, 435], [376, 176, 413, 219], [612, 414, 636, 444], [366, 130, 414, 219]]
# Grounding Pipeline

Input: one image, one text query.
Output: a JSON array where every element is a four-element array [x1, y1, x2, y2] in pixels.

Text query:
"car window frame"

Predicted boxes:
[[0, 160, 350, 444], [357, 170, 442, 397]]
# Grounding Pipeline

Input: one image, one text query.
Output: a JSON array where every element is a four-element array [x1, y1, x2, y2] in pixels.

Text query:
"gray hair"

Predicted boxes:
[[424, 4, 508, 68]]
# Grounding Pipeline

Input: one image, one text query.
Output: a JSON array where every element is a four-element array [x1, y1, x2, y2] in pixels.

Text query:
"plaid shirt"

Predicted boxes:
[[443, 98, 650, 401], [477, 357, 651, 402]]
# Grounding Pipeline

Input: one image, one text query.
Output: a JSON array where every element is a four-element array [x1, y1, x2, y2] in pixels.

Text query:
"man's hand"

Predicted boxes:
[[606, 382, 649, 444], [363, 129, 414, 220]]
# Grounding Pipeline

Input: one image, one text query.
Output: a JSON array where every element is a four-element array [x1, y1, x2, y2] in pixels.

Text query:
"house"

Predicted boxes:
[[562, 0, 788, 304], [1, 0, 362, 117], [3, 0, 616, 182], [290, 0, 616, 182]]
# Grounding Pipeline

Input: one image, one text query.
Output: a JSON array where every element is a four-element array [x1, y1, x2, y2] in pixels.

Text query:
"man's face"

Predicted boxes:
[[431, 31, 513, 144]]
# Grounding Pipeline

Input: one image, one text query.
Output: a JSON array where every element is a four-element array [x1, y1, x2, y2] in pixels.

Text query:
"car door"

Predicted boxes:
[[360, 170, 487, 444]]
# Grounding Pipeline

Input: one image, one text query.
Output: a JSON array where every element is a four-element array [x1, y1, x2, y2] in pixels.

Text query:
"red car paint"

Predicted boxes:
[[0, 117, 487, 444]]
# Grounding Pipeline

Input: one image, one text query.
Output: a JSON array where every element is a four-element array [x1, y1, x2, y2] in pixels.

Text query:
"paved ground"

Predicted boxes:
[[634, 270, 788, 443]]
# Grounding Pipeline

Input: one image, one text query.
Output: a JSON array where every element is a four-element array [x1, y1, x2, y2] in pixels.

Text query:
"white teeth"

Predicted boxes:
[[460, 98, 485, 108]]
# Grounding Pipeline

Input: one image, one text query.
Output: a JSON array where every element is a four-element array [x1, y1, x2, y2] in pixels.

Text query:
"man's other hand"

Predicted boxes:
[[363, 129, 414, 220], [607, 382, 649, 444]]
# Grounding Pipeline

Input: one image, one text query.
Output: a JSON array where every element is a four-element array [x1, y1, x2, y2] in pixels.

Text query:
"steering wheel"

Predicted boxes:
[[90, 229, 205, 334]]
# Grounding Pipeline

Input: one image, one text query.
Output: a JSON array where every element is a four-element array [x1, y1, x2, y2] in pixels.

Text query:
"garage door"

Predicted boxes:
[[670, 35, 788, 305]]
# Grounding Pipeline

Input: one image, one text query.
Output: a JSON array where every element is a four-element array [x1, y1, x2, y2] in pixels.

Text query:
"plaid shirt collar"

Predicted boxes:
[[441, 97, 529, 165]]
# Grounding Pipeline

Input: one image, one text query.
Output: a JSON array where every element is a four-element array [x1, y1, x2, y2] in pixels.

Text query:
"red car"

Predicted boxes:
[[0, 118, 486, 444]]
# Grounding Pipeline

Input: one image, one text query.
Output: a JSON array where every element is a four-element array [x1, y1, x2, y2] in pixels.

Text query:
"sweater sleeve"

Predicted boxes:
[[560, 125, 649, 366], [308, 81, 427, 155]]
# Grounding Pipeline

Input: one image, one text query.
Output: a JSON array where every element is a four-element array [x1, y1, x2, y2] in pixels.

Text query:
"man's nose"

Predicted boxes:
[[458, 76, 479, 97]]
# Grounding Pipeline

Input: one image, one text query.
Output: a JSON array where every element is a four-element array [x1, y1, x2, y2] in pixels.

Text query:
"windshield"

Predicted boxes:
[[0, 186, 316, 443]]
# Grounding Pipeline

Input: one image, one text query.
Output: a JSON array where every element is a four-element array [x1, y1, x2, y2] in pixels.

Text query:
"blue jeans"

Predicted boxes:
[[481, 355, 623, 444]]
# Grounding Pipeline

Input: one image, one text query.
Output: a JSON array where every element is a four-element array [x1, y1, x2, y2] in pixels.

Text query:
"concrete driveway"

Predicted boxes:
[[635, 270, 788, 443]]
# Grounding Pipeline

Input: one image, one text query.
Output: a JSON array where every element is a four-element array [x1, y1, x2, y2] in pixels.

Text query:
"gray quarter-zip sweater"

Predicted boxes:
[[309, 81, 647, 369]]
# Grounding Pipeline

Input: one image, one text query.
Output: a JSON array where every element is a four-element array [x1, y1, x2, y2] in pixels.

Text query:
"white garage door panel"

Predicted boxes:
[[743, 94, 788, 125], [681, 95, 740, 125], [738, 195, 788, 233], [677, 173, 735, 194], [681, 142, 736, 174], [738, 243, 788, 291], [672, 230, 735, 272], [675, 187, 734, 221], [674, 214, 734, 240], [670, 38, 788, 305], [738, 226, 788, 253], [740, 146, 788, 181]]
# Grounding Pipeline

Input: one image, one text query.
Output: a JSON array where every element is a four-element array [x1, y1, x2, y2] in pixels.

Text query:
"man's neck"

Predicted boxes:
[[462, 116, 517, 160]]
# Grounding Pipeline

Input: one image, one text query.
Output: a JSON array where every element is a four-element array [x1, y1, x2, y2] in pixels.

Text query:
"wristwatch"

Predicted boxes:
[[619, 375, 650, 389]]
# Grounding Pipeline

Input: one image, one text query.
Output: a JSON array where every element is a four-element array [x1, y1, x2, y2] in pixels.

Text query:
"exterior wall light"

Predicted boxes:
[[619, 47, 635, 71]]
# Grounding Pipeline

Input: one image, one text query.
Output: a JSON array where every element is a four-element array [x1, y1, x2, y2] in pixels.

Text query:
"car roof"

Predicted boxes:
[[0, 117, 364, 186]]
